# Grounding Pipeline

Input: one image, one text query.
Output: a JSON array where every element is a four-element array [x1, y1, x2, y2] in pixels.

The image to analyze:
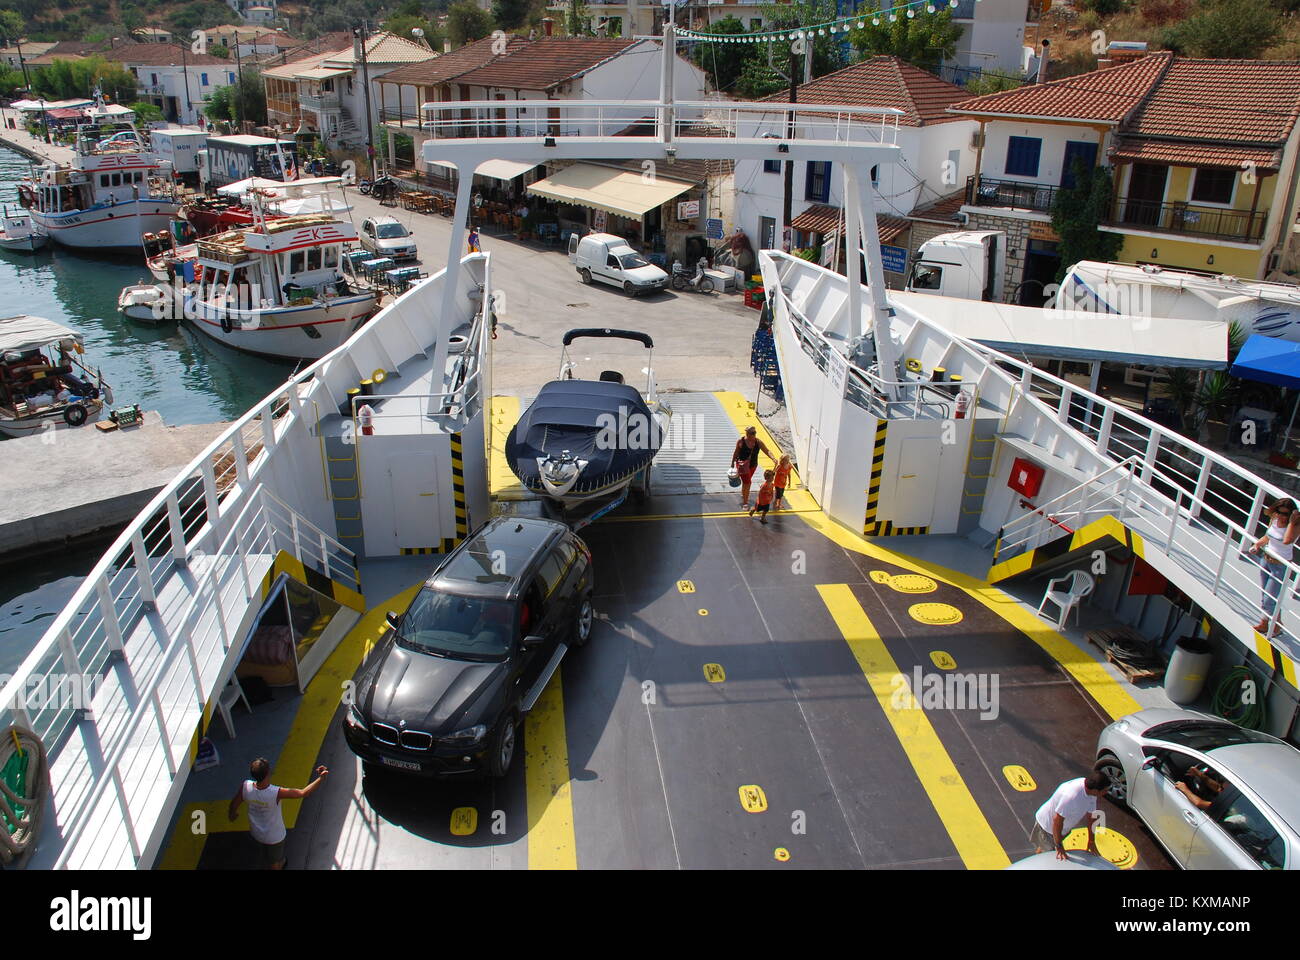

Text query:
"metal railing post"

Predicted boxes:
[[1096, 406, 1114, 457], [231, 431, 250, 489], [1142, 431, 1160, 484], [166, 492, 187, 562], [130, 530, 157, 607], [151, 688, 176, 777], [95, 576, 125, 655], [109, 767, 141, 864], [1191, 458, 1211, 521]]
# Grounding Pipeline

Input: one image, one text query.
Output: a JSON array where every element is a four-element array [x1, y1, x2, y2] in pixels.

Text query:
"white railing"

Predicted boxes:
[[417, 99, 902, 147], [995, 457, 1141, 558]]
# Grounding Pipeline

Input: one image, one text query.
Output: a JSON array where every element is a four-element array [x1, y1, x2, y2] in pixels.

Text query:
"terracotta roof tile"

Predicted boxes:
[[105, 41, 230, 67], [321, 32, 434, 66], [790, 203, 908, 243], [454, 37, 639, 91], [950, 53, 1172, 122], [378, 36, 531, 87], [759, 56, 969, 126], [913, 189, 966, 219]]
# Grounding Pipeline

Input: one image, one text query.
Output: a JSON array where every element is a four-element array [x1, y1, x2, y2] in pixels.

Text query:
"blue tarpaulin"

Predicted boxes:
[[1229, 335, 1300, 389]]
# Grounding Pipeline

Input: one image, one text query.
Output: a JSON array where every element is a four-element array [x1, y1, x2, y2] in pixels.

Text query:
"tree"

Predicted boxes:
[[492, 0, 531, 30], [849, 7, 963, 72], [447, 0, 494, 44], [128, 100, 165, 124], [1161, 0, 1280, 59], [385, 13, 443, 49], [1050, 161, 1123, 286], [32, 56, 138, 102], [962, 69, 1022, 96], [209, 44, 230, 59], [168, 0, 234, 34], [0, 64, 24, 95], [205, 70, 267, 126], [689, 16, 751, 93], [0, 10, 25, 44]]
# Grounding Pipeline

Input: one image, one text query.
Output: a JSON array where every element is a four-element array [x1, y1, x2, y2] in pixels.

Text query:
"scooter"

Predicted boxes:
[[671, 257, 715, 294]]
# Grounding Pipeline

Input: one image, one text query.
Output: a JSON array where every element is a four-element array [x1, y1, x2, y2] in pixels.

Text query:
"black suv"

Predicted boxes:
[[343, 517, 593, 779]]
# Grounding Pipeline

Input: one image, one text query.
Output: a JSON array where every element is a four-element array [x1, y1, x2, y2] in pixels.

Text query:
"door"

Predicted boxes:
[[601, 251, 624, 286], [808, 425, 831, 506], [759, 216, 776, 251], [567, 232, 579, 263], [892, 436, 938, 528], [382, 452, 440, 556], [1018, 241, 1060, 306], [1060, 141, 1097, 190], [1122, 163, 1168, 227], [1128, 749, 1204, 867], [1185, 786, 1284, 870]]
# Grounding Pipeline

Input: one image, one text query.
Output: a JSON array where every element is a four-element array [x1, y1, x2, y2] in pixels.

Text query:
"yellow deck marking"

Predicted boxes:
[[870, 571, 937, 594], [817, 584, 1009, 869], [774, 847, 791, 862], [1064, 826, 1138, 869], [704, 663, 726, 683], [489, 396, 526, 499], [677, 579, 695, 593], [157, 583, 422, 870], [801, 514, 1141, 721], [909, 602, 964, 625], [698, 608, 709, 616], [1002, 765, 1036, 792], [524, 666, 576, 869], [930, 651, 957, 670], [714, 390, 797, 486], [739, 784, 768, 813], [450, 807, 478, 836]]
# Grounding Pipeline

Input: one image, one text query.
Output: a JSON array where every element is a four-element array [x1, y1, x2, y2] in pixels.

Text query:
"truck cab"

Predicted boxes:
[[906, 230, 1005, 302]]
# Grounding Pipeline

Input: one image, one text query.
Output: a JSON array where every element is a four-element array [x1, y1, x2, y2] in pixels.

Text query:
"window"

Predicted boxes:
[[1214, 790, 1285, 869], [100, 174, 110, 187], [909, 264, 943, 290], [289, 251, 305, 274], [607, 254, 620, 269], [150, 73, 158, 86], [111, 173, 121, 186], [323, 246, 338, 268], [306, 247, 322, 271], [228, 72, 235, 84], [870, 164, 879, 187], [805, 160, 831, 203], [396, 589, 513, 659], [536, 549, 571, 597], [1191, 167, 1235, 205], [763, 158, 781, 174], [1004, 136, 1042, 178], [200, 72, 209, 87]]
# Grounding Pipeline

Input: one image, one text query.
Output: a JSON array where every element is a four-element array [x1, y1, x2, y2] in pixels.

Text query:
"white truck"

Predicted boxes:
[[148, 127, 208, 179], [905, 231, 1005, 302]]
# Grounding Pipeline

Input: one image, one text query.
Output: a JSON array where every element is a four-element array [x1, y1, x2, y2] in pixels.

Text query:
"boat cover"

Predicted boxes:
[[0, 316, 82, 354], [506, 379, 663, 494]]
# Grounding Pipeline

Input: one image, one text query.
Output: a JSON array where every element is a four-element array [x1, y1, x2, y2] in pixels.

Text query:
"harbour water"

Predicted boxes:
[[0, 143, 291, 674]]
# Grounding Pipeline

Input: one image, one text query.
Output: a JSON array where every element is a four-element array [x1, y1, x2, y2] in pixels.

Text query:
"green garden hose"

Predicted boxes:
[[1212, 666, 1266, 730]]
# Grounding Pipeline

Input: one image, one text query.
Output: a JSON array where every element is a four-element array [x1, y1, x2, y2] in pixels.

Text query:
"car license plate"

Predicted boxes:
[[380, 756, 421, 771]]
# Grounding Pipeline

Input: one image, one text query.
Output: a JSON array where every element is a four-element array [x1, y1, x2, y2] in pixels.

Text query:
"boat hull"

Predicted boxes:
[[0, 398, 104, 438], [183, 293, 380, 360], [0, 234, 47, 253], [34, 199, 183, 249]]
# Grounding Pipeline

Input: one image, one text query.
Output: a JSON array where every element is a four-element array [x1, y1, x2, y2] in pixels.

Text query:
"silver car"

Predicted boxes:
[[360, 216, 418, 262], [1096, 708, 1299, 869]]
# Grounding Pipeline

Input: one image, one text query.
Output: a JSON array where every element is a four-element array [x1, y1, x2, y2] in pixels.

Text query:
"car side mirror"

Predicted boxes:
[[1140, 756, 1159, 771], [385, 611, 400, 631], [522, 634, 546, 650]]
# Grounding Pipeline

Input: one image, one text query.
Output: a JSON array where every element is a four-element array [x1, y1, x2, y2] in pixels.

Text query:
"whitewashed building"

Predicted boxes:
[[106, 42, 238, 125]]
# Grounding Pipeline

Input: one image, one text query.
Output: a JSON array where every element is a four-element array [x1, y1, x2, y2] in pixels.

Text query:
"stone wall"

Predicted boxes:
[[965, 209, 1032, 303]]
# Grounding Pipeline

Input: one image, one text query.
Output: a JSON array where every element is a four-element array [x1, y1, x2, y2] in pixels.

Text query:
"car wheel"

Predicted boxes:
[[624, 280, 636, 296], [1095, 754, 1129, 809], [572, 593, 594, 648], [488, 714, 517, 778], [580, 268, 592, 284]]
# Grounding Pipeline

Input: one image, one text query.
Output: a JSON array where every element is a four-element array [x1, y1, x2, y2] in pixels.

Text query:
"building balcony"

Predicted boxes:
[[378, 107, 426, 132], [965, 174, 1059, 214], [1103, 198, 1267, 243], [299, 90, 340, 111]]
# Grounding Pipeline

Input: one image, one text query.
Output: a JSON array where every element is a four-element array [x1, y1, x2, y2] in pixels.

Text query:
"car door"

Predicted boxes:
[[601, 252, 623, 286], [514, 575, 562, 711], [361, 219, 374, 253], [1129, 748, 1204, 867], [1186, 785, 1285, 870], [567, 233, 579, 264]]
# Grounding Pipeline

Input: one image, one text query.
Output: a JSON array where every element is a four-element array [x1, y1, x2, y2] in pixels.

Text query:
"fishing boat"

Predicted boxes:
[[117, 281, 180, 324], [0, 315, 111, 437], [181, 176, 346, 237], [141, 220, 198, 283], [183, 208, 379, 360], [506, 329, 670, 517], [0, 204, 47, 253]]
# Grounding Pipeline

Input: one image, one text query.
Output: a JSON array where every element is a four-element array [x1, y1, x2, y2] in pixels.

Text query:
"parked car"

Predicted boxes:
[[343, 517, 594, 779], [360, 215, 418, 261], [1095, 708, 1300, 869], [568, 231, 668, 296]]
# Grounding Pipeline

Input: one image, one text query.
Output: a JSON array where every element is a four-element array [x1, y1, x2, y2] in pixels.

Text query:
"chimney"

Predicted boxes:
[[1038, 38, 1051, 84], [541, 17, 554, 36], [443, 39, 451, 53]]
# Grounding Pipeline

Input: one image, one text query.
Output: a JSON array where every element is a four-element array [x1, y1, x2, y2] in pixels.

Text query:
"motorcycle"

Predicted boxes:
[[671, 257, 715, 294], [358, 175, 399, 202]]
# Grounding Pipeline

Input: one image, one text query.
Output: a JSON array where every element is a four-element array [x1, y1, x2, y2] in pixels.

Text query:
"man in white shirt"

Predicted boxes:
[[1032, 770, 1110, 860], [229, 757, 328, 869]]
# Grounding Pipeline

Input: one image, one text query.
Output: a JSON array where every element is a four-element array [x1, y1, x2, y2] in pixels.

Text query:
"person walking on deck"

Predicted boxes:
[[731, 425, 773, 509], [1247, 497, 1300, 635], [229, 758, 328, 869], [750, 469, 776, 524], [773, 454, 793, 511]]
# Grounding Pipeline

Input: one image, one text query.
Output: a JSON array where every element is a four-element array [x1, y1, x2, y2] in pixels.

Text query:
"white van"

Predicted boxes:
[[567, 232, 669, 296]]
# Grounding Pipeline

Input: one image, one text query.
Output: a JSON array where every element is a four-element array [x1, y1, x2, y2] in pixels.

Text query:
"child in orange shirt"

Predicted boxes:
[[750, 469, 776, 524], [773, 454, 792, 511]]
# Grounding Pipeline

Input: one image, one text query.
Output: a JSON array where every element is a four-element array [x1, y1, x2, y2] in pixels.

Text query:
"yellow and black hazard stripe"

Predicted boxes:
[[988, 514, 1142, 583], [451, 431, 469, 543], [872, 521, 931, 537], [401, 541, 460, 555], [863, 418, 887, 536], [261, 550, 365, 612]]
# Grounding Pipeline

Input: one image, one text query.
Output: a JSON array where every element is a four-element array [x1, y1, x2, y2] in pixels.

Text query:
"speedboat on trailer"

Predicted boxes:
[[507, 328, 671, 518]]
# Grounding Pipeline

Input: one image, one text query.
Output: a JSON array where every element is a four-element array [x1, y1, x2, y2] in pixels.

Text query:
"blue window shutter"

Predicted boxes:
[[201, 73, 208, 86], [1005, 136, 1042, 177]]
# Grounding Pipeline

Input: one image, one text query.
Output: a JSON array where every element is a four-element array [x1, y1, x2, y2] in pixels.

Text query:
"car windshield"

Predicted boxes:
[[375, 223, 408, 239], [396, 588, 514, 660], [1147, 719, 1277, 752], [618, 253, 649, 270]]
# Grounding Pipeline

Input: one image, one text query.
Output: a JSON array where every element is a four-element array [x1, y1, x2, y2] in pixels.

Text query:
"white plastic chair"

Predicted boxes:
[[1037, 570, 1095, 629], [217, 675, 252, 740]]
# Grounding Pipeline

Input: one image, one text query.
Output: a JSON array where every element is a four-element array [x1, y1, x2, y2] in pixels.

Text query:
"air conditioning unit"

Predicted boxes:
[[969, 130, 984, 150]]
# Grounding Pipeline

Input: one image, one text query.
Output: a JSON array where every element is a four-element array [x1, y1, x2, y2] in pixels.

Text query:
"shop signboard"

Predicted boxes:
[[880, 244, 907, 274], [677, 199, 700, 220], [593, 209, 607, 232], [706, 218, 723, 239]]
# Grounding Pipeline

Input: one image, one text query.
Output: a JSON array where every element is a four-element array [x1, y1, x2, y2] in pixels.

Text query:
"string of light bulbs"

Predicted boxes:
[[675, 0, 981, 44]]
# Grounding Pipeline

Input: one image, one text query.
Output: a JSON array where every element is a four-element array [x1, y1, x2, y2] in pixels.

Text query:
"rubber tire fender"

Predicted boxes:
[[63, 402, 87, 427]]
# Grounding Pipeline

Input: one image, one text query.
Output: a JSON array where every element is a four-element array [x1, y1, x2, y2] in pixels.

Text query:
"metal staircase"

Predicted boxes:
[[322, 418, 365, 555]]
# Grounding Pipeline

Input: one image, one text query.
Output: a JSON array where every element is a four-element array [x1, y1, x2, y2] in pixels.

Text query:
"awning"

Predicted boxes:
[[526, 163, 694, 220], [790, 204, 908, 245], [1229, 335, 1300, 389], [1110, 139, 1281, 171], [0, 316, 82, 355], [891, 292, 1228, 369], [295, 66, 351, 80]]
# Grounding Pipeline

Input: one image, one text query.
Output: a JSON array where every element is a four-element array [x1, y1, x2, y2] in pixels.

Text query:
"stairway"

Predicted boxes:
[[323, 419, 365, 557], [958, 415, 998, 535], [338, 104, 363, 147]]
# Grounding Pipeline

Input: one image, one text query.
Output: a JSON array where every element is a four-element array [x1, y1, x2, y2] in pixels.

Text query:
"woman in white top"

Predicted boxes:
[[1247, 497, 1300, 634]]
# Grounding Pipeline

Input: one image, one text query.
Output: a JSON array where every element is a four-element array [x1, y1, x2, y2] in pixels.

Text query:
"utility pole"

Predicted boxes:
[[181, 41, 193, 123], [234, 39, 244, 128], [781, 34, 799, 253], [8, 33, 30, 89], [356, 21, 376, 178]]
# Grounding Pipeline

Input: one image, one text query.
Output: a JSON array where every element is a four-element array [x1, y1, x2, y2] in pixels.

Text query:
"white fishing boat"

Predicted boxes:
[[183, 210, 379, 360], [18, 104, 180, 250], [0, 204, 47, 253], [117, 281, 180, 324], [0, 315, 111, 437]]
